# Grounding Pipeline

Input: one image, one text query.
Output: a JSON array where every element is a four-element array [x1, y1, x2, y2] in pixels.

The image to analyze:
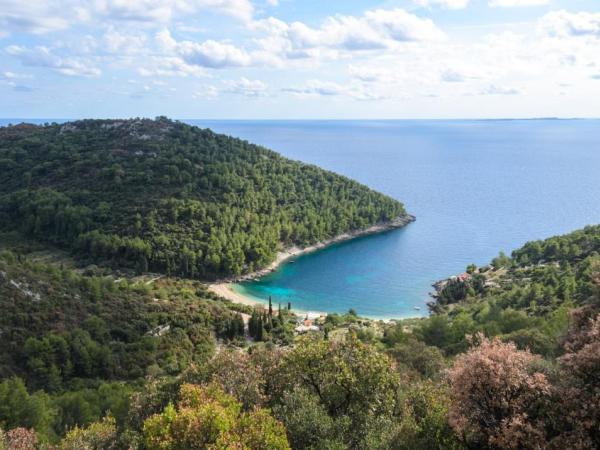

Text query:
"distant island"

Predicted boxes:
[[0, 117, 411, 281]]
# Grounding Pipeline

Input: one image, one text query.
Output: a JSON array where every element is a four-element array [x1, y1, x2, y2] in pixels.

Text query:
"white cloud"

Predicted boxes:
[[179, 39, 252, 68], [489, 0, 549, 7], [283, 79, 387, 100], [364, 9, 446, 42], [252, 8, 445, 62], [480, 84, 521, 95], [1, 71, 33, 80], [190, 78, 268, 98], [103, 28, 147, 54], [337, 11, 600, 103], [139, 29, 256, 75], [415, 0, 469, 10], [138, 56, 207, 77], [6, 45, 101, 76], [198, 0, 254, 22], [224, 77, 268, 96], [93, 0, 255, 24], [192, 84, 219, 99], [441, 69, 466, 82], [0, 0, 255, 37], [1, 1, 599, 117], [283, 80, 346, 96], [0, 0, 71, 34], [349, 65, 396, 83], [156, 30, 253, 68], [539, 10, 600, 38], [92, 0, 254, 23], [92, 0, 176, 23], [0, 72, 36, 92]]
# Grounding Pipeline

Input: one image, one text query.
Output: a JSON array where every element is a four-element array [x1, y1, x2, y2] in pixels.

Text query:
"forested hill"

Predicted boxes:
[[0, 118, 408, 278], [424, 224, 600, 356]]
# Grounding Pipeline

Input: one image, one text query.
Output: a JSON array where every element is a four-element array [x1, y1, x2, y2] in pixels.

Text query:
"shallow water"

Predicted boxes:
[[194, 119, 600, 319]]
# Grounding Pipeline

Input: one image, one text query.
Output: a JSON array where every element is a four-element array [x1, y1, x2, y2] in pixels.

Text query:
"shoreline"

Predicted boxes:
[[208, 214, 415, 315], [209, 283, 327, 318]]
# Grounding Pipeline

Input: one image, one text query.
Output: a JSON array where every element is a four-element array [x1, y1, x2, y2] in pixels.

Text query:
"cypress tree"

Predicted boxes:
[[249, 310, 257, 338], [236, 314, 245, 336], [278, 303, 284, 326], [256, 316, 264, 341]]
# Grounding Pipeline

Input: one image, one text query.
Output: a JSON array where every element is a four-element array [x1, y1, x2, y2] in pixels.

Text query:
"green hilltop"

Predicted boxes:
[[0, 117, 407, 279]]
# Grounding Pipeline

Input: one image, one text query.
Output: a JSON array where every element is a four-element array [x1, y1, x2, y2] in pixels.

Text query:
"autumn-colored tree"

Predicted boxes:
[[549, 310, 600, 449], [1, 428, 38, 450], [143, 383, 290, 450], [446, 335, 551, 449]]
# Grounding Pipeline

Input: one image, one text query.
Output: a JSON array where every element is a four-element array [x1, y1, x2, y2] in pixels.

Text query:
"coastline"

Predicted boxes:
[[208, 214, 415, 313]]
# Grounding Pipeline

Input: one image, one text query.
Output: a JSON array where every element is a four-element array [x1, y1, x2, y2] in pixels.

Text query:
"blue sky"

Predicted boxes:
[[1, 0, 599, 119]]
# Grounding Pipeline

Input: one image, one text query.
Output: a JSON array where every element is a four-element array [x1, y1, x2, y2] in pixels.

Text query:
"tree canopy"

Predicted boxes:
[[0, 118, 407, 279]]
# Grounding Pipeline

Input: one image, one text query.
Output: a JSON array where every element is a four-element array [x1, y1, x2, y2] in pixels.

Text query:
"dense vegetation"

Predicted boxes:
[[1, 224, 598, 449], [0, 248, 249, 388], [1, 119, 599, 449], [0, 118, 406, 279], [421, 224, 600, 357]]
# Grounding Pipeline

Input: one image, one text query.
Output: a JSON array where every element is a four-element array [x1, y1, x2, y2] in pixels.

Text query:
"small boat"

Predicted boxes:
[[414, 306, 421, 310], [289, 260, 296, 264]]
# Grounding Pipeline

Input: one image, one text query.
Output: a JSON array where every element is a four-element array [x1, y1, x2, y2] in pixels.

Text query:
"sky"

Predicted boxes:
[[0, 0, 599, 119]]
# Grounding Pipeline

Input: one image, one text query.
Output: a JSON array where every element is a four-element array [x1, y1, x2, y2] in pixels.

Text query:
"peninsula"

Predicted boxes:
[[0, 118, 412, 281]]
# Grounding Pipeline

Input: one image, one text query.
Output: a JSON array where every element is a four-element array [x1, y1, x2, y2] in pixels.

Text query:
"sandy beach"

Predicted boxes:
[[208, 214, 415, 312], [208, 282, 326, 318], [209, 283, 266, 308]]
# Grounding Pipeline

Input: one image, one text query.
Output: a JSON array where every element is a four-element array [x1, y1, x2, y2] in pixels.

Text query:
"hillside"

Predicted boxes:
[[0, 248, 253, 388], [420, 224, 600, 356], [3, 119, 600, 449], [0, 118, 408, 279], [0, 224, 598, 448]]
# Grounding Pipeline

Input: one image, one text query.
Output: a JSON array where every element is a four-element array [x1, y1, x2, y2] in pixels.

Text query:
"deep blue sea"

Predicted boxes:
[[3, 118, 600, 319]]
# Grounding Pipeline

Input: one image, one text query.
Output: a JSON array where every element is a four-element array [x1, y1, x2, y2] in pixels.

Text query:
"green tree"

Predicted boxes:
[[274, 336, 401, 449], [143, 383, 289, 450], [0, 378, 55, 442]]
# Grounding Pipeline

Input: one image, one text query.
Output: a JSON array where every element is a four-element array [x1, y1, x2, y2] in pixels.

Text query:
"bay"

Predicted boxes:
[[3, 118, 599, 319], [192, 119, 600, 319]]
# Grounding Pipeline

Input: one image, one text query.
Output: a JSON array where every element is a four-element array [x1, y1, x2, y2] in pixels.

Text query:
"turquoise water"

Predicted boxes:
[[192, 120, 600, 319], [3, 119, 600, 319]]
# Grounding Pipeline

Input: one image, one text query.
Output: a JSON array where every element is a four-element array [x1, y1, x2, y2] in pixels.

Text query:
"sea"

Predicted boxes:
[[4, 118, 600, 319]]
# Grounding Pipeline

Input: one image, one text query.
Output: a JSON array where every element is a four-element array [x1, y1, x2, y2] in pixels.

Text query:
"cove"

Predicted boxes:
[[5, 118, 600, 319], [196, 120, 600, 318]]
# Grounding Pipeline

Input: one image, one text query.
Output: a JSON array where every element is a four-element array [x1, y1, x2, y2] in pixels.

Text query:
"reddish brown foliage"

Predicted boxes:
[[447, 334, 551, 449], [549, 311, 600, 449], [4, 427, 38, 450]]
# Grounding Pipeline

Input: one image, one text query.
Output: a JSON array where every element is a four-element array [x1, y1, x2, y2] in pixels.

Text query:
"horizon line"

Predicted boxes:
[[1, 116, 600, 122]]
